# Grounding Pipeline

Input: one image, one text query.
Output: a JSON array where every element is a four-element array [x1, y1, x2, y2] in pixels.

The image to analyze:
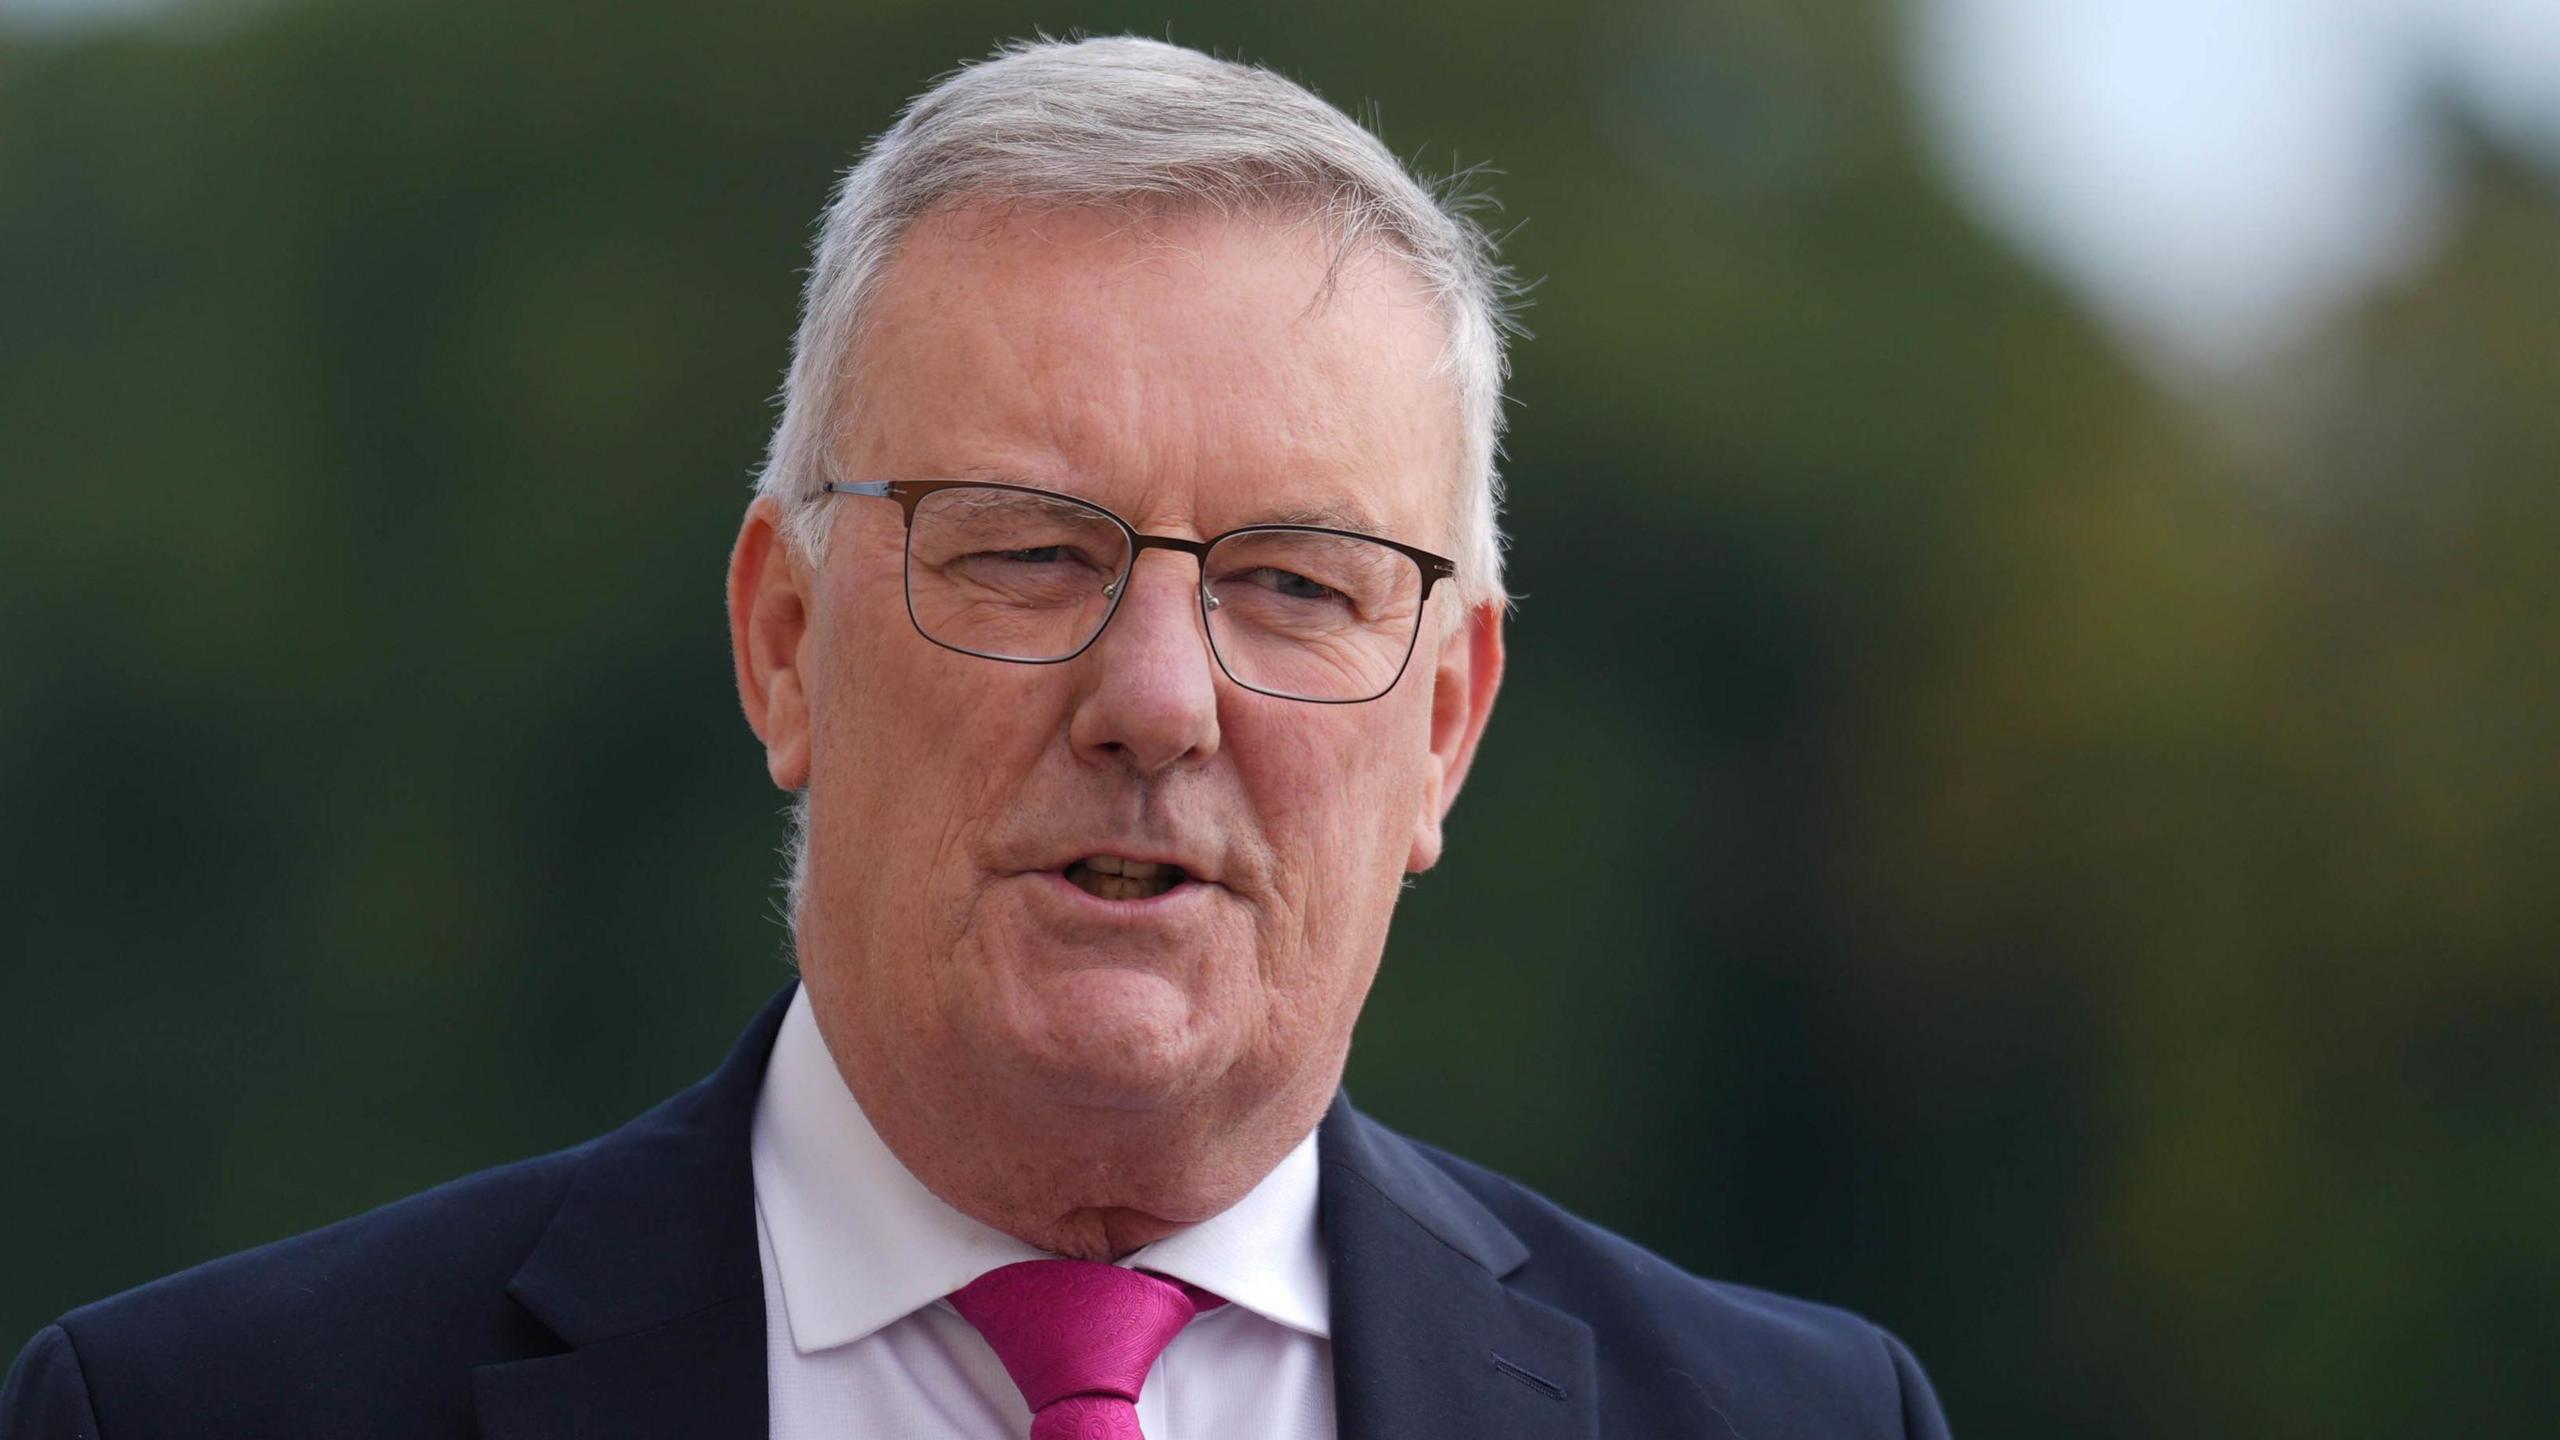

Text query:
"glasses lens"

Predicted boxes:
[[1203, 529, 1426, 701], [905, 487, 1132, 661]]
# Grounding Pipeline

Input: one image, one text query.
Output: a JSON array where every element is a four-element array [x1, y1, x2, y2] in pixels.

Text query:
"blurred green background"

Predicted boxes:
[[4, 0, 2555, 1434]]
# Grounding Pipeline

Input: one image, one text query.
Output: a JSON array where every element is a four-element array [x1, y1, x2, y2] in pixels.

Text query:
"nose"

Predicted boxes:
[[1067, 549, 1223, 774]]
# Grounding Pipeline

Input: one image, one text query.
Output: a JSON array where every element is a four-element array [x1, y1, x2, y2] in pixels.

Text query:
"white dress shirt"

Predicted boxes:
[[750, 985, 1338, 1440]]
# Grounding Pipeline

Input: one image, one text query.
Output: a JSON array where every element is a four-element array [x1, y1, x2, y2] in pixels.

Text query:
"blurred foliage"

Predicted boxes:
[[3, 0, 2554, 1435]]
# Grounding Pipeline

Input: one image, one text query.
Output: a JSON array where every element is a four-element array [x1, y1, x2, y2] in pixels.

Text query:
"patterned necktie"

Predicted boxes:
[[949, 1258, 1226, 1440]]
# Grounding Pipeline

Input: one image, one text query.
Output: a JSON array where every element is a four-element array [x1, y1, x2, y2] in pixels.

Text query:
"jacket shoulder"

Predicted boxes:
[[10, 984, 798, 1439], [30, 1139, 590, 1437], [1405, 1133, 1949, 1439]]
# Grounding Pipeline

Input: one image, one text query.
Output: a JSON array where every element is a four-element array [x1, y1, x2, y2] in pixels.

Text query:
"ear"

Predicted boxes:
[[727, 496, 815, 791], [1406, 599, 1506, 873]]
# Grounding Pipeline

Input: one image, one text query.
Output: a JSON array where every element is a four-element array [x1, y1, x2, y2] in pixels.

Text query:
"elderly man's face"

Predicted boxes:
[[732, 205, 1501, 1141]]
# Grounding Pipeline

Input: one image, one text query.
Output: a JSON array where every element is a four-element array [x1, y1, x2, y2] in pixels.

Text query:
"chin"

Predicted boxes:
[[983, 968, 1226, 1110]]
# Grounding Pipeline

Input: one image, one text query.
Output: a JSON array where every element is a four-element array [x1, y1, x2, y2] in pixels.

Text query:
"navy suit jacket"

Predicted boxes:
[[4, 985, 1950, 1438]]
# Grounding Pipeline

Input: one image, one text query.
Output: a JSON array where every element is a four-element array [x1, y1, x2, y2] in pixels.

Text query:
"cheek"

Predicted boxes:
[[1287, 691, 1432, 838], [810, 587, 1061, 947], [1232, 699, 1431, 956]]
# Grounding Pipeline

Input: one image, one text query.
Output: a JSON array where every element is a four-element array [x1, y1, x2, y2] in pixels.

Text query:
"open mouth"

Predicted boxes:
[[1062, 855, 1188, 901]]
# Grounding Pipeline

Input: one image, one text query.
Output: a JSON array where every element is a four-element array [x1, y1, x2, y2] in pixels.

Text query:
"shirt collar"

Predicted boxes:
[[750, 984, 1330, 1354]]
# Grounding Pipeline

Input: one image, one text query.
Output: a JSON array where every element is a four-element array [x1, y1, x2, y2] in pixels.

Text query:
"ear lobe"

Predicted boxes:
[[1406, 600, 1505, 874], [728, 498, 815, 791]]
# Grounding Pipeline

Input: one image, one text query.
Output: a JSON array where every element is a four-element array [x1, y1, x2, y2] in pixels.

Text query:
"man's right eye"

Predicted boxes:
[[945, 543, 1107, 577]]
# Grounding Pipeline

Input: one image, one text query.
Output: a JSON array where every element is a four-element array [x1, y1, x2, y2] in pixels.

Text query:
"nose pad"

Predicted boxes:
[[1100, 557, 1224, 628], [1090, 552, 1221, 665], [1103, 575, 1216, 613]]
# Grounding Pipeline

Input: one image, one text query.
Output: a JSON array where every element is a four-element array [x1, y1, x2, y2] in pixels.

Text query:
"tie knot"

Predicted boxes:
[[949, 1260, 1222, 1413]]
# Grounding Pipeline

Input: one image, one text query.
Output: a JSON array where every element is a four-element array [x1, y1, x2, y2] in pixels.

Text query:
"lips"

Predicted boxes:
[[1062, 854, 1187, 900]]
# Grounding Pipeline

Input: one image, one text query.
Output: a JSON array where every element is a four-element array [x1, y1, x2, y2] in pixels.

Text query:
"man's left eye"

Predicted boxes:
[[1247, 567, 1338, 601]]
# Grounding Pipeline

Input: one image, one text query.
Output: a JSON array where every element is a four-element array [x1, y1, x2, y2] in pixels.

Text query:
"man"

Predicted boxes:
[[4, 37, 1949, 1440]]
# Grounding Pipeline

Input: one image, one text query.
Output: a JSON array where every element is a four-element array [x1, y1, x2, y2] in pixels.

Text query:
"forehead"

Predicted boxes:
[[838, 203, 1463, 540]]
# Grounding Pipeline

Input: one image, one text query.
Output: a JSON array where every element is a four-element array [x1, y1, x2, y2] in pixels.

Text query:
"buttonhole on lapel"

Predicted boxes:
[[1490, 1352, 1569, 1401]]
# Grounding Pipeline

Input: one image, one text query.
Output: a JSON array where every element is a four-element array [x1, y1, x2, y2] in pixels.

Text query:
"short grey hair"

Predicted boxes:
[[751, 35, 1522, 612]]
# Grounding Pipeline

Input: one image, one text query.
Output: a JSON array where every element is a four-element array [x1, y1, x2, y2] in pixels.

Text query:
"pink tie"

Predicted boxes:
[[949, 1259, 1225, 1440]]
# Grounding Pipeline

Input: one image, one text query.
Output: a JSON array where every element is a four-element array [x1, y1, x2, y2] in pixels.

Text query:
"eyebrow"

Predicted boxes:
[[948, 468, 1389, 536], [1254, 500, 1386, 533]]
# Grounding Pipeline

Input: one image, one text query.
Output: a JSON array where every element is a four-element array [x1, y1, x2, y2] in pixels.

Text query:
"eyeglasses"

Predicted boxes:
[[816, 479, 1456, 704]]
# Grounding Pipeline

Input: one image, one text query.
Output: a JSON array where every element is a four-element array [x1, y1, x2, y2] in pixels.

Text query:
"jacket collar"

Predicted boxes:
[[472, 982, 794, 1440], [1318, 1094, 1598, 1440], [472, 984, 1597, 1440]]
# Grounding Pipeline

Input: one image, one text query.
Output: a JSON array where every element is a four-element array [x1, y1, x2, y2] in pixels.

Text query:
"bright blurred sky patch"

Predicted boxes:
[[1907, 0, 2560, 375]]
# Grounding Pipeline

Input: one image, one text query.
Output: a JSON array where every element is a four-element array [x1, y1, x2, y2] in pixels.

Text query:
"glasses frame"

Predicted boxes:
[[818, 478, 1458, 704]]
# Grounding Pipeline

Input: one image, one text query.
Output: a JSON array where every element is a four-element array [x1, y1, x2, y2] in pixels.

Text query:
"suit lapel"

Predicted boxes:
[[474, 982, 797, 1440], [1319, 1097, 1598, 1440]]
